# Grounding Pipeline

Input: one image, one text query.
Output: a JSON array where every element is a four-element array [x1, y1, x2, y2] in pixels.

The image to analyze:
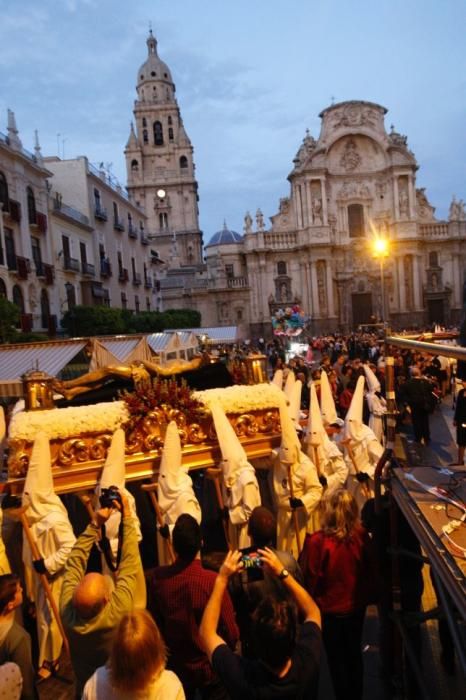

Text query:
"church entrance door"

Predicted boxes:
[[427, 298, 444, 325], [351, 293, 373, 327]]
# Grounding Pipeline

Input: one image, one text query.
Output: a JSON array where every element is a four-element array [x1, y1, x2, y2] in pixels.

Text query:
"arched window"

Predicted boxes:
[[27, 187, 36, 224], [348, 203, 365, 238], [168, 116, 173, 126], [429, 251, 438, 267], [143, 129, 148, 144], [0, 278, 7, 298], [12, 284, 24, 313], [40, 289, 50, 328], [168, 128, 174, 142], [179, 156, 188, 169], [131, 159, 139, 172], [142, 118, 147, 128], [277, 260, 287, 275], [0, 172, 9, 211], [159, 212, 168, 229], [153, 121, 164, 146]]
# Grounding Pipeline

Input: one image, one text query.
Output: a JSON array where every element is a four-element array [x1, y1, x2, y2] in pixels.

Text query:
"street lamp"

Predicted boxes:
[[372, 237, 389, 322]]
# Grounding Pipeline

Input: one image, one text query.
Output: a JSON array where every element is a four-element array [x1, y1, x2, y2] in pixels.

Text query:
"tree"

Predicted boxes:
[[61, 306, 126, 337], [0, 297, 20, 343]]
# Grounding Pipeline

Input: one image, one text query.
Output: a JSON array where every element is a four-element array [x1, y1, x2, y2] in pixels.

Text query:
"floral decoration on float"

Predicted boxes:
[[271, 305, 307, 336]]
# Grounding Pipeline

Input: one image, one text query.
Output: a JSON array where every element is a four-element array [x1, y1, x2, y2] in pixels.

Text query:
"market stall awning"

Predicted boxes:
[[146, 332, 180, 354], [167, 326, 240, 345], [89, 337, 152, 370], [0, 340, 87, 397]]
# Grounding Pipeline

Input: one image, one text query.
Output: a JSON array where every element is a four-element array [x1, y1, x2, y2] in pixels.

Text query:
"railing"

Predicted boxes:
[[128, 225, 138, 239], [419, 223, 449, 238], [0, 131, 38, 164], [35, 262, 45, 277], [263, 231, 298, 249], [16, 256, 31, 280], [82, 262, 95, 276], [6, 253, 17, 271], [44, 263, 55, 285], [144, 277, 153, 289], [88, 162, 132, 203], [118, 268, 129, 282], [64, 256, 80, 272], [6, 199, 21, 222], [100, 259, 112, 277], [53, 200, 90, 227], [132, 273, 142, 286], [140, 232, 149, 245], [94, 205, 108, 221], [114, 218, 125, 232], [227, 276, 248, 288]]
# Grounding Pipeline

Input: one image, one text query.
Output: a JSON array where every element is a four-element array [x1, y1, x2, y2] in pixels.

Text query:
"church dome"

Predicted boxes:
[[137, 31, 173, 86], [206, 221, 243, 247]]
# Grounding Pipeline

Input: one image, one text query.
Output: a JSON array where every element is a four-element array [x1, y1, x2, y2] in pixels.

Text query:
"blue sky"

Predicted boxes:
[[0, 0, 464, 240]]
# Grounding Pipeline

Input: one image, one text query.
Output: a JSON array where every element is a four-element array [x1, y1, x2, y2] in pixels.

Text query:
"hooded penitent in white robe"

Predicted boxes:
[[211, 401, 261, 549], [363, 364, 387, 443], [305, 382, 348, 495], [94, 428, 146, 608], [272, 384, 322, 558], [271, 369, 283, 390], [319, 371, 345, 451], [0, 408, 11, 575], [283, 371, 296, 402], [344, 376, 384, 509], [156, 421, 201, 564], [22, 432, 76, 667]]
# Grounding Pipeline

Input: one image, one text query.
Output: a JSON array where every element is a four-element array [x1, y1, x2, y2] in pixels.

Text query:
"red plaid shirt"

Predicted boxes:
[[150, 558, 239, 690]]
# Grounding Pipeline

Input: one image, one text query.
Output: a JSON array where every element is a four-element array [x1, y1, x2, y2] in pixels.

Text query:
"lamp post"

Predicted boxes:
[[373, 237, 389, 323]]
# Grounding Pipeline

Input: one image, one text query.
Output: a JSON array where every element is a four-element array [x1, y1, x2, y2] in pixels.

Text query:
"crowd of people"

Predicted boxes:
[[0, 329, 460, 699]]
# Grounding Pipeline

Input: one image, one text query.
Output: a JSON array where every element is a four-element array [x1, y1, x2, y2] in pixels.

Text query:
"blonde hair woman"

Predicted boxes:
[[299, 489, 378, 700], [82, 610, 185, 699]]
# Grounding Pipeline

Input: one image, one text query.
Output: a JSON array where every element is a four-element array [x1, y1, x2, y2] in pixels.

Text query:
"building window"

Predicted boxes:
[[159, 212, 168, 229], [0, 278, 6, 298], [0, 172, 9, 210], [121, 292, 127, 309], [236, 309, 243, 321], [5, 228, 16, 270], [131, 160, 139, 172], [168, 128, 174, 142], [12, 284, 24, 313], [429, 251, 438, 267], [27, 187, 36, 224], [40, 289, 50, 328], [135, 295, 140, 313], [277, 261, 287, 275], [168, 116, 172, 125], [65, 282, 76, 309], [117, 251, 123, 274], [113, 202, 119, 223], [179, 156, 188, 169], [225, 264, 234, 278], [143, 129, 148, 144], [348, 203, 365, 238], [31, 237, 42, 274], [142, 118, 147, 127], [153, 121, 164, 146], [146, 297, 151, 311], [94, 188, 101, 208]]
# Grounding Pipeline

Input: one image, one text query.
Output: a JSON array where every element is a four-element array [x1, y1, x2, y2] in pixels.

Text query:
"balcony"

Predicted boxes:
[[29, 211, 47, 233], [227, 276, 248, 288], [35, 262, 45, 278], [53, 200, 90, 228], [128, 224, 138, 239], [118, 268, 129, 283], [6, 253, 17, 271], [64, 256, 80, 272], [44, 263, 55, 285], [144, 277, 153, 289], [140, 231, 149, 245], [100, 259, 112, 278], [114, 217, 125, 232], [16, 256, 31, 280], [5, 199, 21, 223], [82, 261, 96, 277], [94, 205, 108, 221], [132, 272, 142, 286]]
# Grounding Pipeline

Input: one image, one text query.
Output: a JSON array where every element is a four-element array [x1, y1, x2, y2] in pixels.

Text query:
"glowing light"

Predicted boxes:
[[373, 237, 389, 256]]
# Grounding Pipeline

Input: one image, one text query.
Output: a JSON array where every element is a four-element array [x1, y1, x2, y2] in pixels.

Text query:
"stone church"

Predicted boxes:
[[125, 33, 466, 337]]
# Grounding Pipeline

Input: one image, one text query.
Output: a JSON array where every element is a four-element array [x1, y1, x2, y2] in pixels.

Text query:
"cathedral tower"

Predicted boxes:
[[125, 31, 203, 267]]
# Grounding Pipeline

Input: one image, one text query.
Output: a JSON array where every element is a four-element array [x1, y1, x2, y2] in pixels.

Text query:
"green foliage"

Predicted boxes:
[[60, 305, 201, 337], [0, 297, 20, 343]]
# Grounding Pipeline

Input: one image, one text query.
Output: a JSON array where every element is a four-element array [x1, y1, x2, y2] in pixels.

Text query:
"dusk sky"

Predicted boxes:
[[1, 0, 464, 241]]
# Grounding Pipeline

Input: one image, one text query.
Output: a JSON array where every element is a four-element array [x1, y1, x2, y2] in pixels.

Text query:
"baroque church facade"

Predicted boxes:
[[128, 35, 466, 337]]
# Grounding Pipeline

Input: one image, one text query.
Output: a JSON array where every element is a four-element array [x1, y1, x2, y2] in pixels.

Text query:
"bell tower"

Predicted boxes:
[[125, 31, 203, 266]]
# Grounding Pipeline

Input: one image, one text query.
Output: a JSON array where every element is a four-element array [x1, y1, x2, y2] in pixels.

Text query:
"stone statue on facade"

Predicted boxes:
[[399, 189, 409, 217], [340, 139, 361, 171], [449, 195, 459, 221], [312, 197, 322, 224], [256, 208, 265, 232], [243, 211, 253, 234]]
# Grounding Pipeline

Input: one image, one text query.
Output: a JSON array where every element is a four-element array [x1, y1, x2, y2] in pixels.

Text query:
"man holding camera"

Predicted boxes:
[[60, 488, 140, 697]]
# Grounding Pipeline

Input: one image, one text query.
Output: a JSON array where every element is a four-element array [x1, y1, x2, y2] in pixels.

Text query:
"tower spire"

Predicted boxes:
[[34, 129, 43, 164], [7, 109, 22, 150]]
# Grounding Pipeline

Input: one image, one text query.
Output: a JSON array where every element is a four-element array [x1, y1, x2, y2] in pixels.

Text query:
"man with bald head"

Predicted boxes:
[[60, 490, 140, 697]]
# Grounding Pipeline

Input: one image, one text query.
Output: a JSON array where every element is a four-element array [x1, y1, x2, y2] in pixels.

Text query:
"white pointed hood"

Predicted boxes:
[[278, 395, 302, 468], [283, 371, 295, 400], [158, 421, 196, 513], [99, 428, 126, 491], [320, 371, 340, 427], [271, 369, 283, 390], [344, 375, 366, 442], [363, 364, 381, 393], [211, 400, 251, 487], [307, 381, 326, 445], [22, 432, 68, 523], [289, 379, 303, 431]]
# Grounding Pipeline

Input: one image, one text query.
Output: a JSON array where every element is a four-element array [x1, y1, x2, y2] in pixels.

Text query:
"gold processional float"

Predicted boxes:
[[6, 354, 282, 494]]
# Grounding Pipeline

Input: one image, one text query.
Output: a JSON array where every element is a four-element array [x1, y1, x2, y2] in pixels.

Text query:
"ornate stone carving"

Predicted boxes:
[[340, 139, 361, 171], [331, 104, 378, 129], [243, 211, 253, 233], [338, 181, 370, 200], [256, 208, 265, 232]]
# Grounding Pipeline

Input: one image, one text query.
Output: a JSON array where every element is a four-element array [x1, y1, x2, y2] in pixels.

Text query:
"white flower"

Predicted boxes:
[[9, 401, 129, 441], [193, 383, 283, 414]]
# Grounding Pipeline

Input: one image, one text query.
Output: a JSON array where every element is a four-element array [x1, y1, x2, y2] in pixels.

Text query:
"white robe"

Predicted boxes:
[[272, 451, 322, 558], [0, 509, 11, 575], [23, 510, 75, 667], [222, 465, 261, 549], [366, 391, 387, 443], [344, 424, 384, 510], [156, 491, 202, 566]]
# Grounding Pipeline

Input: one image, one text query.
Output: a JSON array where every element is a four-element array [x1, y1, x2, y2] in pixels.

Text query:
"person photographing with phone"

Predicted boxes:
[[200, 548, 322, 699], [60, 486, 141, 698]]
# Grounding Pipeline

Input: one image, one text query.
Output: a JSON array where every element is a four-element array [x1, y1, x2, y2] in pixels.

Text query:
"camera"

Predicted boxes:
[[99, 485, 122, 509], [240, 553, 263, 569]]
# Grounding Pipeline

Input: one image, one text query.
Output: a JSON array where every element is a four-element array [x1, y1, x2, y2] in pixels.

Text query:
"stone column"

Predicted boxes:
[[412, 255, 421, 309], [321, 178, 328, 226], [304, 260, 312, 313], [310, 261, 319, 317], [408, 174, 416, 220], [325, 260, 335, 316], [397, 257, 406, 311], [393, 176, 400, 220]]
